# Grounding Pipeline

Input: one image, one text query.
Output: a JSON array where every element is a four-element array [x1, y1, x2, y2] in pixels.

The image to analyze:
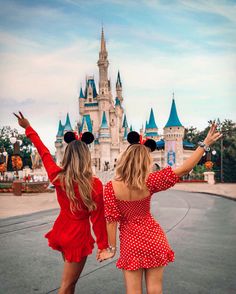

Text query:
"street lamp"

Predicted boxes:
[[217, 118, 224, 183]]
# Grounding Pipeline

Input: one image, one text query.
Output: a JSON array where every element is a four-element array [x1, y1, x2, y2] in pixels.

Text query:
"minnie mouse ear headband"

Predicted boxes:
[[127, 131, 156, 152], [64, 131, 94, 145]]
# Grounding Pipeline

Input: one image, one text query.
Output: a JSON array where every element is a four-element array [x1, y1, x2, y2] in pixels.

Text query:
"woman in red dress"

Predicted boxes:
[[14, 112, 108, 294], [98, 125, 222, 294]]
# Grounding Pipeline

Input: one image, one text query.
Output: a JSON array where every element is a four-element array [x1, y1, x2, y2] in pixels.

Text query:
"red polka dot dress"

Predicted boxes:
[[104, 167, 179, 270]]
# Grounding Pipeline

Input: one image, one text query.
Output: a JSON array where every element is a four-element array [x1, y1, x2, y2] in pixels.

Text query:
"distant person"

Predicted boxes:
[[14, 111, 108, 294], [98, 126, 222, 294]]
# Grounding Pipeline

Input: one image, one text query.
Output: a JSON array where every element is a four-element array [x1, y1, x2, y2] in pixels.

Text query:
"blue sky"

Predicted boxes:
[[0, 0, 235, 151]]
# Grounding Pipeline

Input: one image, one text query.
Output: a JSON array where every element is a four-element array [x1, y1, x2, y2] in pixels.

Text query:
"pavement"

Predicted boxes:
[[0, 190, 236, 294], [0, 183, 235, 219]]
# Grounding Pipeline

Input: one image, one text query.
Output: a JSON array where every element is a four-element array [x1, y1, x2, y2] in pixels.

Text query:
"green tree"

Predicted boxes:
[[184, 120, 236, 182]]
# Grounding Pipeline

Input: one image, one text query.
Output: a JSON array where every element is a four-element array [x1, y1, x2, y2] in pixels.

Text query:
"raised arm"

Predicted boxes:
[[173, 123, 222, 177], [13, 111, 61, 182]]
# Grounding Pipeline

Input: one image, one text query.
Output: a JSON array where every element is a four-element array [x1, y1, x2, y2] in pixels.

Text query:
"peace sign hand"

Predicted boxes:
[[13, 111, 30, 129], [204, 122, 222, 146]]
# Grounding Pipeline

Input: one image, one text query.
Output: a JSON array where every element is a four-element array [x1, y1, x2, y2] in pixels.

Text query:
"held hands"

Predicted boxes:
[[96, 248, 116, 262], [203, 122, 222, 146], [13, 111, 30, 129]]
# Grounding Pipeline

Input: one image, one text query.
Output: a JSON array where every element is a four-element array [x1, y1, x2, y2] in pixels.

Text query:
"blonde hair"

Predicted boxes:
[[115, 144, 153, 190], [53, 140, 96, 213]]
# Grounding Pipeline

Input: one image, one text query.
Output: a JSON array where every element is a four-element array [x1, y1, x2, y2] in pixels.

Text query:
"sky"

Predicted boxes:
[[0, 0, 235, 152]]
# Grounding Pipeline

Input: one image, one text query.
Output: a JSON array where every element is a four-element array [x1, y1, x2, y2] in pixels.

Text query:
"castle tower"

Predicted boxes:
[[64, 113, 73, 132], [99, 111, 111, 170], [79, 86, 85, 116], [97, 28, 109, 98], [145, 108, 159, 141], [116, 71, 123, 103], [163, 96, 185, 168]]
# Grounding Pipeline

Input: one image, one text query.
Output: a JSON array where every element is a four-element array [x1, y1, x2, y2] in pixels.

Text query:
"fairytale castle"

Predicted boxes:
[[55, 29, 194, 171]]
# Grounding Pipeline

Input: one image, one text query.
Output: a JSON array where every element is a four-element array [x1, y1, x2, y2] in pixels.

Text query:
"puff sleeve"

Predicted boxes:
[[147, 166, 180, 194], [104, 182, 121, 223]]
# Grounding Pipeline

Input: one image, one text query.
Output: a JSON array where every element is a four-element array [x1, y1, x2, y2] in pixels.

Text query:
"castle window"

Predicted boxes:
[[89, 98, 92, 102]]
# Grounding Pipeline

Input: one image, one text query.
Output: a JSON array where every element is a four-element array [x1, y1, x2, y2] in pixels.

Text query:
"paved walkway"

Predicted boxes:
[[1, 190, 235, 294], [0, 183, 235, 219]]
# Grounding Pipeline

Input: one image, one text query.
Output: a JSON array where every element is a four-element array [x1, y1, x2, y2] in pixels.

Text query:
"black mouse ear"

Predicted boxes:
[[144, 139, 156, 152], [81, 132, 94, 144], [127, 131, 140, 144], [64, 131, 76, 144]]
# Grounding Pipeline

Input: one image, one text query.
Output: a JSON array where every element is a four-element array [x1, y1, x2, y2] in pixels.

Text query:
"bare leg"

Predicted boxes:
[[145, 266, 164, 294], [58, 256, 87, 294], [123, 269, 143, 294]]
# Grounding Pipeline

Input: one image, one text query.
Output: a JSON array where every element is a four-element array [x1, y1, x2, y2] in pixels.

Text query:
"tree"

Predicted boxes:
[[0, 126, 33, 171], [184, 120, 236, 182]]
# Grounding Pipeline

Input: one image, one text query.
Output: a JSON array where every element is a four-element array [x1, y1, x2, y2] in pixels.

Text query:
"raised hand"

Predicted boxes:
[[13, 111, 30, 129], [203, 122, 222, 146]]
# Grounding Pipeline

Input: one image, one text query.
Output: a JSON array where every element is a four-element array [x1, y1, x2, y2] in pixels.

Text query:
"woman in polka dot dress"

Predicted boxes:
[[98, 124, 222, 294]]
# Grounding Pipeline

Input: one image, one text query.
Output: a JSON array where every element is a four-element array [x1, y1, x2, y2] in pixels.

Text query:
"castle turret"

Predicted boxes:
[[116, 71, 123, 103], [79, 86, 85, 115], [163, 96, 185, 168], [99, 111, 111, 170], [56, 120, 64, 138], [64, 113, 73, 132], [145, 108, 159, 140], [97, 28, 109, 97]]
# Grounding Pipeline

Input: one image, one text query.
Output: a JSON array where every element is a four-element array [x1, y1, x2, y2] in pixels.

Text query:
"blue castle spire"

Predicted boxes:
[[123, 127, 128, 139], [147, 108, 158, 129], [64, 113, 73, 131], [56, 120, 64, 137], [122, 114, 128, 128], [116, 71, 122, 87], [101, 111, 108, 128], [165, 99, 183, 128], [79, 87, 85, 98]]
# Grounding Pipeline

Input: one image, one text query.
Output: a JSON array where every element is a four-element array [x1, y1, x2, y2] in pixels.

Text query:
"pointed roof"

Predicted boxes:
[[100, 27, 106, 52], [147, 108, 158, 129], [165, 99, 183, 128], [116, 71, 122, 87], [79, 87, 85, 99], [64, 113, 73, 131], [84, 78, 98, 98], [56, 120, 64, 137], [115, 97, 121, 106], [122, 114, 128, 128], [79, 114, 92, 133], [123, 127, 128, 139], [130, 125, 133, 132], [101, 111, 108, 129]]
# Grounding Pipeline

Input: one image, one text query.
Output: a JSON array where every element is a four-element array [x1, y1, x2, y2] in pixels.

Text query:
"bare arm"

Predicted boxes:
[[106, 222, 117, 248], [173, 123, 222, 177], [97, 221, 117, 262]]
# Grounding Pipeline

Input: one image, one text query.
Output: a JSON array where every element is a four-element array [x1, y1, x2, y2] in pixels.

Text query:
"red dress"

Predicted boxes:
[[104, 167, 179, 270], [26, 126, 108, 262]]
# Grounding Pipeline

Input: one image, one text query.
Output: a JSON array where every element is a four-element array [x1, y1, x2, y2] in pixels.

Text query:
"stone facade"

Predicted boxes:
[[55, 29, 194, 171]]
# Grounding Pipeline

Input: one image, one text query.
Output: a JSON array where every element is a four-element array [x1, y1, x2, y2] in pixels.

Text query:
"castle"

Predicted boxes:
[[55, 29, 194, 171]]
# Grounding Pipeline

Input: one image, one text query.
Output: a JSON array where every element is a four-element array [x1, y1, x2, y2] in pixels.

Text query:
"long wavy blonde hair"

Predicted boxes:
[[54, 140, 96, 213], [115, 144, 153, 190]]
